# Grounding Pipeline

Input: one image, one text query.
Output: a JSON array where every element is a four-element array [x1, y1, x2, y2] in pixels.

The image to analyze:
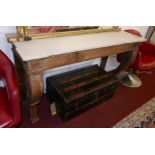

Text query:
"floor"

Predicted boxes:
[[20, 69, 155, 128]]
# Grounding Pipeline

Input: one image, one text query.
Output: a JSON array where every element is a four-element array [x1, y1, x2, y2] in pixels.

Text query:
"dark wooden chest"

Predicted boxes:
[[46, 65, 117, 120]]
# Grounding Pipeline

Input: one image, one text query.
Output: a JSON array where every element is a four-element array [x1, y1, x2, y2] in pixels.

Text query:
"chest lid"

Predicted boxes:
[[47, 65, 117, 103]]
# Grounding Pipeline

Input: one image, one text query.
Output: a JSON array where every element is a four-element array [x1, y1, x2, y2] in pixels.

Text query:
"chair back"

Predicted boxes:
[[0, 49, 21, 127]]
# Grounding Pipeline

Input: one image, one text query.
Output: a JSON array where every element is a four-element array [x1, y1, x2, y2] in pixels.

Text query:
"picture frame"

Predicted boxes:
[[8, 26, 121, 42]]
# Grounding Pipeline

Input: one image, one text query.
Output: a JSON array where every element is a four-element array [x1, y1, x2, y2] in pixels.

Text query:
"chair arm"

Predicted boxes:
[[5, 65, 19, 97], [0, 50, 21, 126], [4, 64, 21, 125], [6, 80, 21, 126]]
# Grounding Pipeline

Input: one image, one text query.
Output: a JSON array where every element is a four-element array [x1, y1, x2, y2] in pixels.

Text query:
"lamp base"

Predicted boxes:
[[117, 71, 142, 88]]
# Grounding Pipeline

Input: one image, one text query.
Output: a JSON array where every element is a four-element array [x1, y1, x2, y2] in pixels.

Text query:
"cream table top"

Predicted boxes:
[[13, 31, 146, 61]]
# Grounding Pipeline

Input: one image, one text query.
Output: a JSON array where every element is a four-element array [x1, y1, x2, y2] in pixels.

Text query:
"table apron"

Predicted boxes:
[[26, 43, 138, 74]]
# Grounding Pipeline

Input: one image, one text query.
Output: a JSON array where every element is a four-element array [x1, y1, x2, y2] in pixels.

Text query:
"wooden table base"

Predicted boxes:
[[13, 43, 139, 123]]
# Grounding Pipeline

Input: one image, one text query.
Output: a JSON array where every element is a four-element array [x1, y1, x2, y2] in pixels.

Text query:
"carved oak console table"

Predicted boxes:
[[9, 31, 145, 123]]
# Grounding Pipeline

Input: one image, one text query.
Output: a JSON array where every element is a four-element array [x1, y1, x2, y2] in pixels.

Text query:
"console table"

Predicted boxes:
[[10, 31, 145, 123]]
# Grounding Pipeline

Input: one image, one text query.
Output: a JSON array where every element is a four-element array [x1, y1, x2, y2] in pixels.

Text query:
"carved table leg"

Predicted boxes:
[[111, 50, 138, 77], [26, 72, 44, 123], [100, 56, 108, 71]]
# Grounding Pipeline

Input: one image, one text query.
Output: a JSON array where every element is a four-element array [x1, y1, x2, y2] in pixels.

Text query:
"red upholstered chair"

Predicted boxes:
[[0, 49, 21, 127], [117, 29, 155, 87], [134, 41, 155, 70]]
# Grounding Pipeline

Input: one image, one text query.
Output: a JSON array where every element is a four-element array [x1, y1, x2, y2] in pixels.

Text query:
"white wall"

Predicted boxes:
[[0, 26, 16, 62], [0, 26, 149, 90]]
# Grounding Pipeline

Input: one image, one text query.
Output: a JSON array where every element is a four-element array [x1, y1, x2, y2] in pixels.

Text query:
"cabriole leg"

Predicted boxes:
[[26, 73, 44, 123]]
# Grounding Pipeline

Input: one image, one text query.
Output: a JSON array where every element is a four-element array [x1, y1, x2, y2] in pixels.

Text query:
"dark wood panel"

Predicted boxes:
[[62, 71, 109, 93]]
